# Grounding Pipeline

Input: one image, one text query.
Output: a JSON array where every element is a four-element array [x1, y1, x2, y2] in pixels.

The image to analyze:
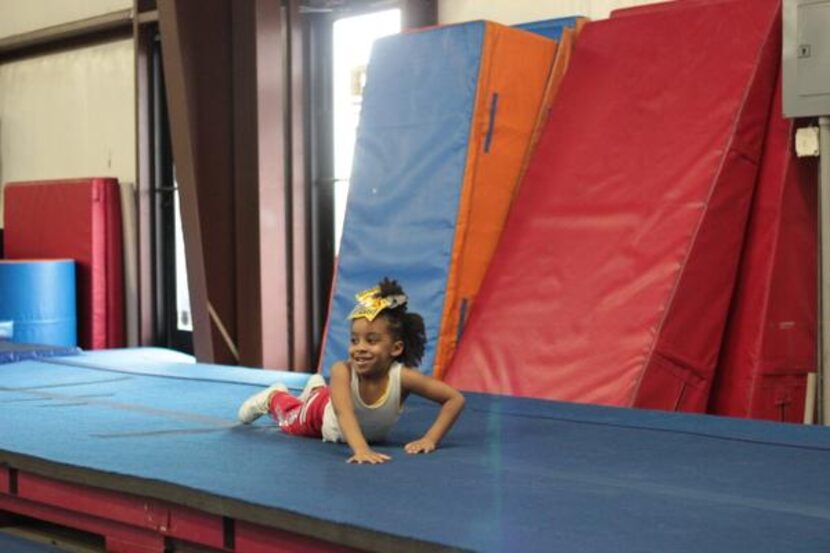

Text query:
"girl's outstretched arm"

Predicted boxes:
[[400, 368, 466, 454], [330, 361, 391, 464]]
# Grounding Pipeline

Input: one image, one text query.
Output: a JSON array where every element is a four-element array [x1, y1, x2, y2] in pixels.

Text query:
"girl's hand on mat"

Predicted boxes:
[[405, 438, 436, 454], [348, 449, 391, 464]]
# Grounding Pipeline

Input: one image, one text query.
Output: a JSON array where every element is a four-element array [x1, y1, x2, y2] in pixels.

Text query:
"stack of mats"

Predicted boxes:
[[709, 84, 818, 423], [610, 0, 817, 424], [320, 21, 557, 376], [3, 178, 125, 350], [513, 17, 589, 205], [446, 0, 782, 412]]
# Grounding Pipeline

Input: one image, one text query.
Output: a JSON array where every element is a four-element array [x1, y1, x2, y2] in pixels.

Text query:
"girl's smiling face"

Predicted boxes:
[[348, 317, 404, 378]]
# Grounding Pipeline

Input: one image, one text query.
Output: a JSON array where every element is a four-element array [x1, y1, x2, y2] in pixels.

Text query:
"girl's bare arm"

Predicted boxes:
[[400, 367, 466, 454]]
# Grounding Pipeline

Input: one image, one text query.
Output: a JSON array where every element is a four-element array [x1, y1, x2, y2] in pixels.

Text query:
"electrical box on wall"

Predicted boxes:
[[784, 0, 830, 117]]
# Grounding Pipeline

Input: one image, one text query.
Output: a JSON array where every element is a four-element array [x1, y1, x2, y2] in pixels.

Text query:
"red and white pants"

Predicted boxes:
[[268, 387, 330, 438]]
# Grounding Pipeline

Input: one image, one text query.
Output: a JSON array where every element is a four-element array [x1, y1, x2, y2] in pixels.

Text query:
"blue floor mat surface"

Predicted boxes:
[[1, 350, 830, 552], [0, 532, 66, 553], [0, 341, 80, 365]]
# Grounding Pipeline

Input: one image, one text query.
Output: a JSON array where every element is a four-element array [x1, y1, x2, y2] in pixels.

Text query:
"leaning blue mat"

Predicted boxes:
[[320, 23, 484, 375]]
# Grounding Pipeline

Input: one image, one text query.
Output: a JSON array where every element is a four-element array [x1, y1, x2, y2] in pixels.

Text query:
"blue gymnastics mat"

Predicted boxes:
[[1, 351, 830, 552]]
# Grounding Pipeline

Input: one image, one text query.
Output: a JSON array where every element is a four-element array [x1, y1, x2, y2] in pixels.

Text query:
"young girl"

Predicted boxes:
[[237, 278, 466, 464]]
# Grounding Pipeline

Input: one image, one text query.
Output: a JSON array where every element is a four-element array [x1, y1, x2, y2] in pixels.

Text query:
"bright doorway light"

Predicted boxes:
[[332, 9, 401, 253], [174, 189, 192, 331]]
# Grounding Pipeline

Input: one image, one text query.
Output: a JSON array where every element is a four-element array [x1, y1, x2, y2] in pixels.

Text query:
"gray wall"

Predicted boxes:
[[0, 0, 134, 226]]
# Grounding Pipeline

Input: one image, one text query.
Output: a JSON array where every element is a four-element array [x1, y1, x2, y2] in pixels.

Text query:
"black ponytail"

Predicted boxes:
[[376, 277, 426, 367]]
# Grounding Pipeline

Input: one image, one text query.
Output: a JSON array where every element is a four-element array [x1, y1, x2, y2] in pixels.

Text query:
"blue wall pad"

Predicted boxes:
[[1, 354, 829, 552], [320, 22, 485, 375], [0, 341, 80, 364], [0, 260, 76, 347], [515, 16, 583, 40]]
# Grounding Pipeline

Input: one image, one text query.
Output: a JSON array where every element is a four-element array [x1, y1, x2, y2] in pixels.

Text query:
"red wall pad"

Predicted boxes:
[[3, 179, 125, 349], [446, 0, 781, 411], [709, 82, 817, 423]]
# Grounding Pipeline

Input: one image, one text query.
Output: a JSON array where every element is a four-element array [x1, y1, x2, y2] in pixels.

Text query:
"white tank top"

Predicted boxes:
[[321, 362, 404, 443]]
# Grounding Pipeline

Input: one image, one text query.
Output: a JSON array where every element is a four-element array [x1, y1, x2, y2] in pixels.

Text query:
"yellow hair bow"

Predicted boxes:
[[347, 286, 407, 321]]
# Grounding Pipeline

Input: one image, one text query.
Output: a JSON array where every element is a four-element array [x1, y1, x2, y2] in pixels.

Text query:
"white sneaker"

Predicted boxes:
[[238, 382, 288, 424], [298, 374, 326, 403]]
